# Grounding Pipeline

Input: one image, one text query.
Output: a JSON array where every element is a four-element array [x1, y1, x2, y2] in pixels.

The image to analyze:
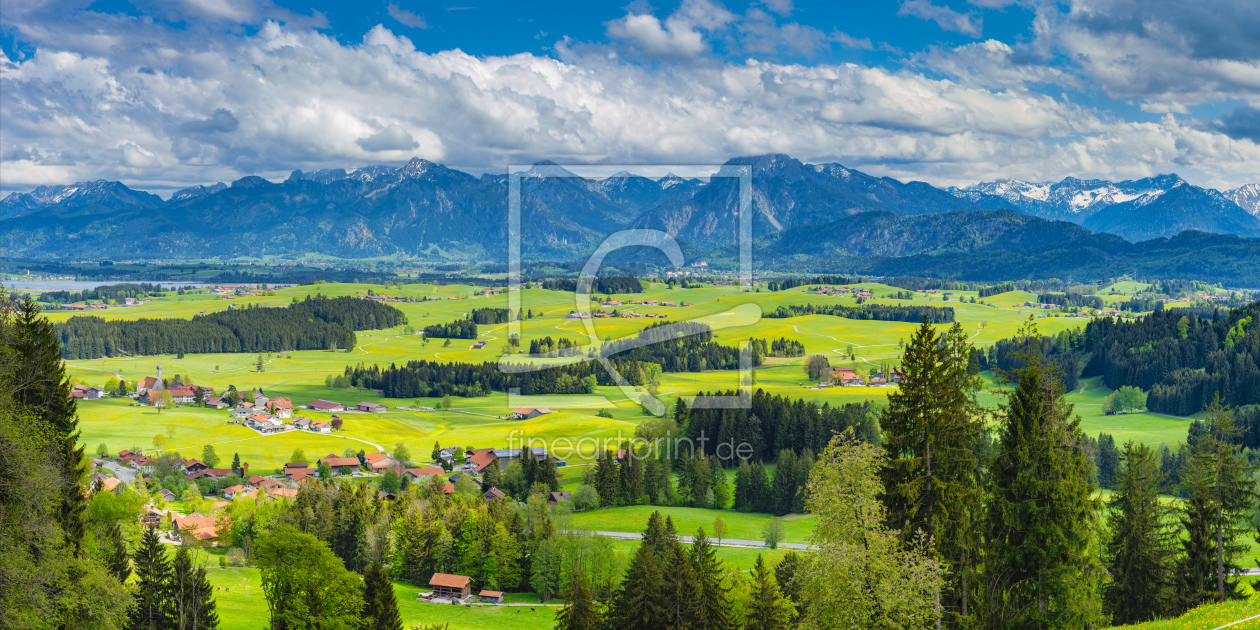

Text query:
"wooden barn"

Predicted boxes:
[[429, 573, 471, 600]]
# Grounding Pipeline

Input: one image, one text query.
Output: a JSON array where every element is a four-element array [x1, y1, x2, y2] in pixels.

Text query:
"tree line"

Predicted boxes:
[[1080, 300, 1259, 414], [768, 337, 804, 357], [349, 323, 768, 398], [762, 275, 859, 291], [469, 307, 512, 324], [764, 303, 954, 323], [541, 276, 644, 294], [54, 296, 406, 359], [1037, 292, 1106, 309], [40, 282, 168, 305]]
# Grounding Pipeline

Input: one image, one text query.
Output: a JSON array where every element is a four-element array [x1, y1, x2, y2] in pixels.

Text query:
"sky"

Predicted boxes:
[[1, 0, 1259, 197]]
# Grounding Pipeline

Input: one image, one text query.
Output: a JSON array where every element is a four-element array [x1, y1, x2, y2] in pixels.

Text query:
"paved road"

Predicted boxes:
[[101, 460, 136, 484], [573, 530, 816, 551]]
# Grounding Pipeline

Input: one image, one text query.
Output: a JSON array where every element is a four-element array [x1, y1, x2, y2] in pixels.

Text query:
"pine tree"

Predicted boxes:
[[1174, 478, 1217, 610], [11, 298, 87, 552], [608, 532, 667, 628], [1177, 396, 1255, 604], [749, 461, 771, 513], [230, 453, 241, 477], [105, 521, 132, 583], [481, 460, 501, 492], [430, 441, 442, 462], [170, 544, 219, 630], [130, 527, 174, 630], [770, 450, 797, 516], [734, 459, 752, 511], [363, 561, 403, 630], [661, 541, 700, 628], [745, 555, 794, 630], [880, 320, 984, 626], [690, 530, 736, 630], [982, 321, 1105, 628], [1105, 441, 1175, 624], [555, 567, 604, 630]]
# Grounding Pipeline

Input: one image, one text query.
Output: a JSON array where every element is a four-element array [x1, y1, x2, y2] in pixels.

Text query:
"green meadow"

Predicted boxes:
[[62, 279, 1108, 464]]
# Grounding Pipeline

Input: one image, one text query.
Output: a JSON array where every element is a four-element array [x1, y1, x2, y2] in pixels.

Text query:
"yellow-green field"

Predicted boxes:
[[62, 280, 1118, 465]]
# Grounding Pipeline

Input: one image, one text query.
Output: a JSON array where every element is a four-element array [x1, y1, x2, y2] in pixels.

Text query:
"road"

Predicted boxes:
[[101, 460, 137, 484], [571, 530, 816, 551]]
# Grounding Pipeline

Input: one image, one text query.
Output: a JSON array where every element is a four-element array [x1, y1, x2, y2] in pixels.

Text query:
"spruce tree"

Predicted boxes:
[[11, 298, 87, 552], [690, 530, 736, 630], [130, 527, 174, 630], [1105, 441, 1175, 624], [982, 322, 1105, 628], [770, 450, 797, 516], [431, 441, 442, 462], [171, 544, 219, 630], [734, 459, 752, 511], [230, 453, 241, 477], [881, 319, 984, 626], [745, 555, 794, 630], [105, 522, 132, 583], [555, 567, 604, 630], [363, 561, 403, 630], [749, 461, 771, 513], [608, 516, 668, 629], [1174, 478, 1217, 610], [1177, 396, 1255, 604]]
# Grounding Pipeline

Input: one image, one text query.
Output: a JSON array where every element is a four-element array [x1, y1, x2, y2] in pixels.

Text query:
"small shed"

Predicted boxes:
[[429, 573, 472, 600], [479, 590, 504, 604]]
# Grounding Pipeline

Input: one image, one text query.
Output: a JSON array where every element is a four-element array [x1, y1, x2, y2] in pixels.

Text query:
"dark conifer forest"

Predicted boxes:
[[765, 303, 954, 323], [54, 296, 406, 359]]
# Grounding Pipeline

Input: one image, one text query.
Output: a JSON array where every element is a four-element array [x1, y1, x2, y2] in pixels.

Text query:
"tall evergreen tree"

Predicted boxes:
[[10, 298, 87, 552], [1177, 396, 1255, 603], [770, 450, 797, 516], [130, 527, 174, 630], [734, 459, 752, 511], [105, 521, 132, 584], [690, 531, 736, 630], [230, 453, 241, 477], [881, 320, 984, 626], [982, 321, 1105, 629], [1105, 441, 1175, 624], [1174, 477, 1218, 610], [745, 555, 794, 630], [749, 461, 771, 513], [555, 567, 604, 630], [363, 561, 402, 630], [170, 545, 219, 630]]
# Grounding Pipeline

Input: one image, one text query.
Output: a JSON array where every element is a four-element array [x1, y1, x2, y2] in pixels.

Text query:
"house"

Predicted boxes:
[[70, 390, 88, 400], [286, 468, 315, 481], [204, 396, 227, 409], [404, 467, 446, 482], [232, 404, 256, 418], [247, 475, 264, 486], [306, 399, 346, 412], [428, 573, 472, 600], [546, 491, 573, 506], [292, 416, 311, 430], [184, 459, 208, 473], [364, 452, 398, 471], [510, 407, 554, 420], [356, 401, 386, 413], [258, 478, 285, 490], [267, 397, 292, 413], [479, 590, 504, 604], [481, 487, 506, 502], [310, 420, 331, 433], [268, 487, 298, 499], [436, 446, 458, 463], [186, 468, 233, 481], [221, 485, 247, 499], [285, 462, 309, 470], [318, 455, 361, 471]]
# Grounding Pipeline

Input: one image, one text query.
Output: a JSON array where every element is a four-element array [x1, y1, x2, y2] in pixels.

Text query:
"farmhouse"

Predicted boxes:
[[546, 491, 572, 506], [356, 401, 386, 413], [467, 446, 549, 473], [481, 487, 506, 502], [318, 455, 361, 471], [428, 573, 472, 600], [306, 399, 346, 412], [204, 396, 226, 409], [309, 420, 331, 433], [511, 406, 554, 420]]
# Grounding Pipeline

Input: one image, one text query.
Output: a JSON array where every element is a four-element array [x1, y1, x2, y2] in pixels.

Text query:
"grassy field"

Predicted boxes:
[[1118, 597, 1260, 629], [63, 279, 1111, 465], [567, 505, 815, 543]]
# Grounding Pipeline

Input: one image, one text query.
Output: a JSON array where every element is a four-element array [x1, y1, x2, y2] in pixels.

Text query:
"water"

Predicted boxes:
[[3, 280, 209, 291]]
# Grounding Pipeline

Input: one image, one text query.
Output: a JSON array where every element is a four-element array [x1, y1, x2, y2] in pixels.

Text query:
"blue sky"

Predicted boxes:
[[1, 0, 1258, 195]]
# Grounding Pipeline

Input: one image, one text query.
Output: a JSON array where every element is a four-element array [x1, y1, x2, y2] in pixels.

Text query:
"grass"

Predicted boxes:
[[1113, 597, 1260, 629], [566, 505, 815, 544]]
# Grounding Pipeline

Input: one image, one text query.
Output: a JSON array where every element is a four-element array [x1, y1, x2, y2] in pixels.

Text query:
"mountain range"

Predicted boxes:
[[3, 155, 1258, 274]]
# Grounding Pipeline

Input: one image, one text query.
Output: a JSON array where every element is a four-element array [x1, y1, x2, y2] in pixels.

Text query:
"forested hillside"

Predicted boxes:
[[54, 296, 406, 359], [1081, 301, 1260, 415]]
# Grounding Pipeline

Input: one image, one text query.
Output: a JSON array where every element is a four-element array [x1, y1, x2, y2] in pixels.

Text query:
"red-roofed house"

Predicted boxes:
[[318, 455, 361, 470], [404, 467, 445, 482]]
